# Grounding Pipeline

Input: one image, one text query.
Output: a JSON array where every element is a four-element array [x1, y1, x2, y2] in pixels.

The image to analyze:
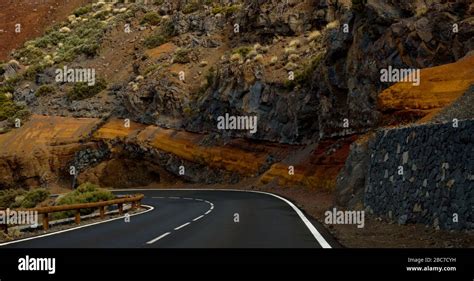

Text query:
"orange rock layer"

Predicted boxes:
[[0, 115, 100, 188], [0, 115, 356, 190], [258, 136, 358, 190], [94, 119, 286, 176], [378, 55, 474, 124]]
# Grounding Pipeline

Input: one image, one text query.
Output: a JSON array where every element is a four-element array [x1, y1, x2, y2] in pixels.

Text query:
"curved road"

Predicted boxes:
[[0, 189, 337, 248]]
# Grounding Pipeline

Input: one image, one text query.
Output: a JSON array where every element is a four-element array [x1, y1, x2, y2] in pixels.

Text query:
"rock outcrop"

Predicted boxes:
[[378, 55, 474, 124], [309, 0, 474, 137], [0, 115, 100, 189]]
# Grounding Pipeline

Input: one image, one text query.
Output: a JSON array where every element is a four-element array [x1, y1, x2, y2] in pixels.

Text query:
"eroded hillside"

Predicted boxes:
[[0, 0, 473, 246], [0, 0, 472, 185]]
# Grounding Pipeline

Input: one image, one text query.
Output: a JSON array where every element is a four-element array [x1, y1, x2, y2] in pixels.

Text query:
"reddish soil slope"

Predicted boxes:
[[0, 0, 92, 61]]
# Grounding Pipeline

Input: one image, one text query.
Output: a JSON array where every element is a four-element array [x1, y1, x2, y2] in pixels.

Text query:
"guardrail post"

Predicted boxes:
[[118, 203, 123, 215], [99, 206, 105, 218], [75, 210, 81, 224], [42, 213, 49, 230]]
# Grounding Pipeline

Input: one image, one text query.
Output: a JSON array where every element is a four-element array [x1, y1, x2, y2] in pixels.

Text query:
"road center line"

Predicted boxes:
[[192, 215, 204, 221], [174, 222, 191, 230], [146, 232, 171, 244], [145, 196, 214, 245]]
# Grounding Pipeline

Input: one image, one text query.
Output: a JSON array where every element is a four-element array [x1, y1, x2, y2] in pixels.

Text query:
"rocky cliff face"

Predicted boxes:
[[335, 55, 474, 210], [309, 0, 473, 137], [0, 0, 473, 198], [179, 0, 474, 144], [5, 0, 471, 144]]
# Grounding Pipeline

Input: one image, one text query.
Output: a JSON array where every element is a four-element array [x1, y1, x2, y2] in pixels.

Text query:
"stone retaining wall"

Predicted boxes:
[[365, 120, 473, 230]]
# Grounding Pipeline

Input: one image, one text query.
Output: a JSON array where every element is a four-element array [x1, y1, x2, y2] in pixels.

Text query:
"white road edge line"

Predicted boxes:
[[146, 232, 171, 244], [0, 205, 155, 247], [250, 190, 332, 249], [192, 215, 204, 222], [174, 222, 191, 230], [112, 188, 333, 248]]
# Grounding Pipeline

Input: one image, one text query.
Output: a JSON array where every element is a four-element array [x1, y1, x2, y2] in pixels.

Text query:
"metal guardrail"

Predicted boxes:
[[0, 194, 144, 233]]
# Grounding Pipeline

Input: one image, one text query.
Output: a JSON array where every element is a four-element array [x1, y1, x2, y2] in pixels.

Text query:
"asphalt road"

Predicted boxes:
[[0, 189, 337, 248]]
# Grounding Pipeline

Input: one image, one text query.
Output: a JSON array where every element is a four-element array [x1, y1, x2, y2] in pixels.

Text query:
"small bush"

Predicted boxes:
[[5, 75, 22, 86], [254, 54, 264, 63], [7, 108, 30, 126], [23, 64, 46, 81], [35, 85, 56, 97], [173, 48, 191, 64], [182, 1, 200, 14], [14, 45, 44, 65], [230, 53, 242, 62], [0, 84, 14, 95], [269, 56, 278, 65], [93, 10, 111, 20], [307, 30, 321, 42], [415, 6, 428, 17], [246, 49, 258, 59], [284, 62, 298, 71], [0, 188, 49, 209], [144, 33, 167, 49], [289, 39, 301, 48], [74, 5, 92, 17], [284, 46, 297, 55], [19, 189, 50, 208], [141, 12, 161, 25], [0, 85, 30, 124], [0, 98, 29, 122], [326, 20, 340, 29], [0, 189, 26, 208], [288, 53, 299, 62], [197, 67, 216, 95], [253, 43, 262, 51], [67, 78, 107, 100], [161, 19, 177, 38], [204, 67, 216, 86], [211, 4, 241, 16], [232, 46, 251, 58], [284, 54, 323, 90], [143, 64, 161, 76], [53, 182, 115, 219], [79, 43, 100, 57], [28, 18, 106, 63]]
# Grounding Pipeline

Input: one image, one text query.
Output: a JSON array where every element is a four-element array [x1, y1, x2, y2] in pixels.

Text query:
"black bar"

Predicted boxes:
[[0, 249, 472, 281]]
